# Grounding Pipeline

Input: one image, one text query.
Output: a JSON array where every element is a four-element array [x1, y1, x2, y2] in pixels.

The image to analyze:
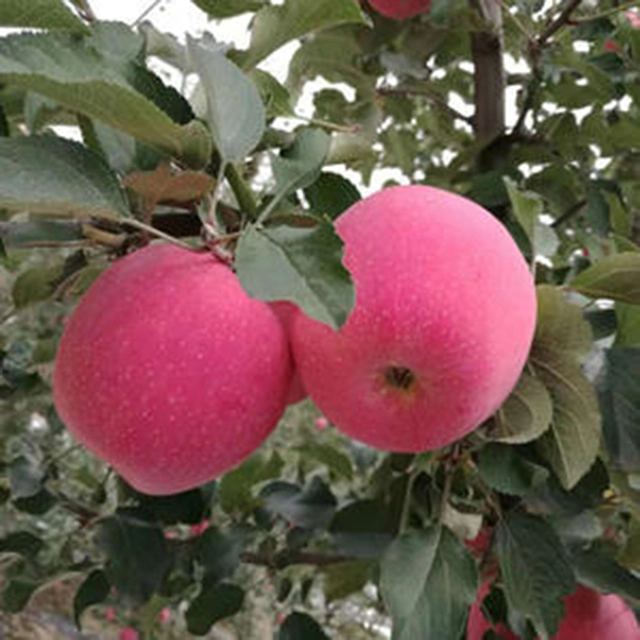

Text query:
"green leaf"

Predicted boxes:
[[616, 304, 640, 347], [260, 477, 337, 529], [187, 38, 265, 163], [278, 612, 329, 640], [329, 500, 394, 558], [0, 531, 44, 557], [95, 509, 171, 604], [598, 347, 640, 472], [322, 559, 372, 601], [0, 137, 128, 219], [251, 69, 294, 118], [304, 171, 361, 220], [0, 220, 85, 247], [571, 252, 640, 304], [531, 286, 601, 489], [190, 0, 264, 19], [380, 526, 478, 640], [218, 452, 283, 514], [195, 527, 244, 583], [235, 220, 354, 330], [505, 177, 542, 242], [0, 31, 210, 168], [496, 511, 575, 638], [266, 128, 331, 219], [0, 0, 89, 32], [481, 372, 553, 444], [533, 356, 601, 490], [118, 480, 213, 525], [478, 444, 549, 496], [296, 442, 354, 480], [12, 263, 64, 309], [186, 582, 244, 636], [570, 546, 640, 602], [532, 285, 593, 358], [243, 0, 367, 69], [73, 569, 110, 629], [2, 578, 40, 613], [8, 455, 45, 499]]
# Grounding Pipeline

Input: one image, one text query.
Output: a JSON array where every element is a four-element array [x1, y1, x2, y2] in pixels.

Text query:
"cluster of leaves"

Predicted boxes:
[[0, 0, 640, 638]]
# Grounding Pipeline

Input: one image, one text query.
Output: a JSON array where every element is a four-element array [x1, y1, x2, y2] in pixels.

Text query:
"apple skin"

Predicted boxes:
[[467, 582, 640, 639], [270, 301, 307, 405], [291, 185, 536, 452], [53, 244, 292, 495], [368, 0, 431, 20]]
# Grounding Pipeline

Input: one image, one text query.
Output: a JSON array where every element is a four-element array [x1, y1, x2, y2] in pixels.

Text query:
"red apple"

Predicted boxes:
[[291, 185, 536, 453], [270, 301, 307, 405], [467, 582, 640, 639], [53, 244, 292, 495], [368, 0, 431, 20]]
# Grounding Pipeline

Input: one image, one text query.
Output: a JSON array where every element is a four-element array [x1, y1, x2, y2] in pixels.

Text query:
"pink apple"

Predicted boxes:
[[467, 582, 640, 639], [53, 244, 292, 495], [368, 0, 431, 20], [291, 185, 536, 452], [626, 10, 640, 30], [270, 301, 307, 404]]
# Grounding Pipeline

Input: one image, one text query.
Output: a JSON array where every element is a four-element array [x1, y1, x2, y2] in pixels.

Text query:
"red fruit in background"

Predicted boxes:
[[368, 0, 431, 20], [467, 582, 640, 639], [604, 39, 621, 52], [54, 244, 292, 495], [119, 628, 139, 640], [292, 185, 536, 453], [270, 301, 307, 405]]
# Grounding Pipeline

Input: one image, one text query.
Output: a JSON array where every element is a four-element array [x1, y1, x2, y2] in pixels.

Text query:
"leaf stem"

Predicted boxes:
[[225, 163, 259, 221], [399, 468, 420, 533]]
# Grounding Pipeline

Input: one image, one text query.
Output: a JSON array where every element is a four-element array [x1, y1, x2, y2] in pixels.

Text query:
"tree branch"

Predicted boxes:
[[377, 86, 473, 125], [538, 0, 584, 47], [470, 0, 506, 140], [240, 550, 348, 570]]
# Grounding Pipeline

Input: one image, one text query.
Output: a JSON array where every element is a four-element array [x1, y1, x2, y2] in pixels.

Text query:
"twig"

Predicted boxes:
[[551, 199, 587, 228], [131, 0, 164, 27], [571, 2, 637, 24], [377, 86, 473, 125], [538, 0, 584, 47], [123, 218, 194, 250], [240, 550, 348, 570]]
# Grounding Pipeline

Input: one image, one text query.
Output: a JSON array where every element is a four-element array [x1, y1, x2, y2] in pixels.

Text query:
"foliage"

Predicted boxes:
[[0, 0, 639, 638]]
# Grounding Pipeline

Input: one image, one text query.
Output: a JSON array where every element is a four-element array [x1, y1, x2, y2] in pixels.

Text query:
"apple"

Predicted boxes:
[[467, 582, 640, 639], [270, 301, 307, 404], [53, 243, 292, 495], [368, 0, 431, 20], [291, 185, 536, 452]]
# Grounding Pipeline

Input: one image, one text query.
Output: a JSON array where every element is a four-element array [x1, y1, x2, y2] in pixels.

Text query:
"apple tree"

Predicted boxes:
[[1, 0, 640, 638]]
